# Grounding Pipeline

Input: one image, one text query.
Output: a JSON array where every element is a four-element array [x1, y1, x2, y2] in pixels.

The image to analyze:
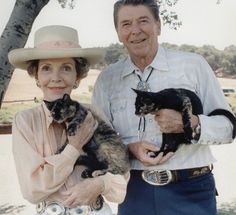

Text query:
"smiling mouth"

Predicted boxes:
[[48, 87, 66, 92], [131, 38, 146, 44]]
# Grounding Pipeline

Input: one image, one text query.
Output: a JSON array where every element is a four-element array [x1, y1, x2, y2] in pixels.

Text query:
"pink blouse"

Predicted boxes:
[[12, 103, 129, 204]]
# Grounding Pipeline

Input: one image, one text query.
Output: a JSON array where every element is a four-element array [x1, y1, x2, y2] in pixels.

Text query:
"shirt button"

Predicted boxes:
[[151, 138, 155, 141], [149, 119, 153, 122]]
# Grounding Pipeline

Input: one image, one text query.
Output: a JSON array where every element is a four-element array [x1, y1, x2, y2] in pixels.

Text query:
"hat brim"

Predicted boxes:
[[8, 47, 105, 70]]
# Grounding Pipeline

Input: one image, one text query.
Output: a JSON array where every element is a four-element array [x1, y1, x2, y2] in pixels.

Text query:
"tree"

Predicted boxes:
[[0, 0, 79, 108], [157, 0, 182, 30], [0, 0, 50, 108], [222, 45, 236, 74]]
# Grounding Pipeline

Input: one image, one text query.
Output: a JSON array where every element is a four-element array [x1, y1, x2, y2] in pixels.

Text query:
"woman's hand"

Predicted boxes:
[[128, 141, 173, 166], [68, 111, 97, 151], [62, 177, 104, 208]]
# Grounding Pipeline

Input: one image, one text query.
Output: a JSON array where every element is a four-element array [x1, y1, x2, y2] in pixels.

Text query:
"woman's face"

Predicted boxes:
[[37, 58, 78, 101]]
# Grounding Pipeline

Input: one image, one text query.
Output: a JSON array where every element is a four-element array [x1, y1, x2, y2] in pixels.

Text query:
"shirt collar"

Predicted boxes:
[[42, 102, 54, 129], [121, 45, 170, 79]]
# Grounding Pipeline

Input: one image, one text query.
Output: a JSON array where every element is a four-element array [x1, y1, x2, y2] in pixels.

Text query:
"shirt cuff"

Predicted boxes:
[[61, 144, 80, 162], [196, 114, 233, 145], [98, 172, 129, 203]]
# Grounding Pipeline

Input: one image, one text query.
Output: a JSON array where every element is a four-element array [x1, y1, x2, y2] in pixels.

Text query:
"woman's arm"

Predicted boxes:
[[62, 172, 130, 208], [12, 112, 79, 203], [12, 110, 97, 204]]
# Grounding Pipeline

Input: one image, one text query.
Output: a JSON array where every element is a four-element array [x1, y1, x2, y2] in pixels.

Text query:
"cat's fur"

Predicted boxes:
[[44, 94, 129, 177], [133, 88, 236, 156], [44, 94, 130, 210]]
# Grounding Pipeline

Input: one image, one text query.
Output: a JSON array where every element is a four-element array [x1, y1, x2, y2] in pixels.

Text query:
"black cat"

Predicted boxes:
[[44, 94, 129, 210], [133, 88, 236, 156]]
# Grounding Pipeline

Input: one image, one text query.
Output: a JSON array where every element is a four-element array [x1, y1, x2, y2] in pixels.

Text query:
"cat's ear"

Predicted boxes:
[[63, 94, 71, 100], [44, 100, 54, 110], [131, 88, 139, 94], [132, 88, 145, 95]]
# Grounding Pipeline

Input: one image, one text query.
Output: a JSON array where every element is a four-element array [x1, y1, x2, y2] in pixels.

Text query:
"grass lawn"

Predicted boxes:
[[0, 94, 91, 124]]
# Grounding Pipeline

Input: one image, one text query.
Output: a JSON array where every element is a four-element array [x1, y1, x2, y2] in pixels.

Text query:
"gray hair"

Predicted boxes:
[[113, 0, 160, 29]]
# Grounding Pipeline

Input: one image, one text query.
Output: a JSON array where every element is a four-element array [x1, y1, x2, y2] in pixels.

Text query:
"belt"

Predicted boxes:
[[132, 165, 212, 186], [36, 201, 91, 215]]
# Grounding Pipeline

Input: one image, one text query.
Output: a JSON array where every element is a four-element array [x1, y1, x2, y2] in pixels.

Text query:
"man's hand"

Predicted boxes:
[[154, 109, 199, 133], [128, 141, 173, 166], [154, 109, 183, 133]]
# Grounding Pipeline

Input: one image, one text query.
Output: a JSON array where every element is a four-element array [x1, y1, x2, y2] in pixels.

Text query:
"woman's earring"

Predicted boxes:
[[73, 82, 78, 89], [36, 80, 41, 88]]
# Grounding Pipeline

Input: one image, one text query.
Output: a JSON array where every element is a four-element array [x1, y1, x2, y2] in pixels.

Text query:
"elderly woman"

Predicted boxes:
[[8, 25, 129, 215]]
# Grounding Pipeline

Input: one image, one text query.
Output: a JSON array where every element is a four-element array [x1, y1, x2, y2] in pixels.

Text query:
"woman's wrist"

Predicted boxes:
[[97, 177, 105, 194]]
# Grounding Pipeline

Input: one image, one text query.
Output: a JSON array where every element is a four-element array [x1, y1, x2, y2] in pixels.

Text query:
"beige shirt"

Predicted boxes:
[[12, 103, 129, 204]]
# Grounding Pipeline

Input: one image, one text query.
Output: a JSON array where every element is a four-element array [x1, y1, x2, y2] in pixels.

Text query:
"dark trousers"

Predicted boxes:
[[118, 170, 217, 215]]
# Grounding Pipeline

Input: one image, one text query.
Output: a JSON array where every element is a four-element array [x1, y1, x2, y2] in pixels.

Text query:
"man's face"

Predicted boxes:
[[116, 5, 160, 60]]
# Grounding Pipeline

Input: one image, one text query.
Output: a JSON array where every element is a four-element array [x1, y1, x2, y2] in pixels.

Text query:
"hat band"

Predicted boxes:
[[36, 41, 81, 49]]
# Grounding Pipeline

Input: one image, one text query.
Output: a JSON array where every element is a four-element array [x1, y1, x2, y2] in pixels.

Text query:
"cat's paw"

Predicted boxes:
[[67, 124, 78, 136], [90, 195, 104, 211], [81, 169, 93, 178], [92, 170, 106, 177]]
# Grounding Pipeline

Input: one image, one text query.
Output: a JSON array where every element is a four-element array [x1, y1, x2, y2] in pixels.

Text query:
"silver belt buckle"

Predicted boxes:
[[36, 201, 91, 215], [45, 202, 65, 215], [142, 170, 172, 186], [36, 201, 65, 215], [70, 206, 91, 215]]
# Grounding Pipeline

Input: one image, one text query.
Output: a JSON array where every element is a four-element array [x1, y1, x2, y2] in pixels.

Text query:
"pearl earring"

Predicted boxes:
[[36, 80, 41, 88], [73, 82, 79, 89]]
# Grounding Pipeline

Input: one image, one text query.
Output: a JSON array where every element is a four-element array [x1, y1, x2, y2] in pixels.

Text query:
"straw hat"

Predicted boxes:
[[8, 25, 104, 70]]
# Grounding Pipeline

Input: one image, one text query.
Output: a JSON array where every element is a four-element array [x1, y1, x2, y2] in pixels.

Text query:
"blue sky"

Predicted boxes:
[[1, 0, 236, 50]]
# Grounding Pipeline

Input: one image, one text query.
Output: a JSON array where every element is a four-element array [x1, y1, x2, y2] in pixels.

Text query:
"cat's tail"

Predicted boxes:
[[208, 108, 236, 138]]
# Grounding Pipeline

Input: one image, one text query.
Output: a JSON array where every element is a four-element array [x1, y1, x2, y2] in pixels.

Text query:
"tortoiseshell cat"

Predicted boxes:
[[133, 88, 236, 156], [44, 94, 129, 210]]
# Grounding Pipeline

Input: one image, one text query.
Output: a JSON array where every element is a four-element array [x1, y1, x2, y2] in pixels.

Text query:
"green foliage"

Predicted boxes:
[[218, 200, 236, 215], [103, 42, 236, 76], [57, 0, 77, 9], [221, 46, 236, 74], [161, 43, 236, 76], [0, 94, 91, 124], [225, 95, 236, 115], [0, 102, 39, 124], [104, 43, 127, 65], [157, 0, 182, 30]]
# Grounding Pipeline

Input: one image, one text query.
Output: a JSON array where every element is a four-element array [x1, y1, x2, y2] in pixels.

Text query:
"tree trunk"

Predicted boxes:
[[0, 0, 50, 108]]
